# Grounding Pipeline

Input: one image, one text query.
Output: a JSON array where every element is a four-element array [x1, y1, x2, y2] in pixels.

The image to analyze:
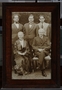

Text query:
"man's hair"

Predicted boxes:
[[12, 13, 20, 19], [39, 15, 45, 20], [29, 14, 34, 18], [18, 31, 24, 37]]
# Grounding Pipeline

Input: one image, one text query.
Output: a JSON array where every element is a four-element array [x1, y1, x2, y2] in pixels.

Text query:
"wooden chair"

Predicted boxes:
[[32, 50, 51, 71], [45, 53, 51, 68]]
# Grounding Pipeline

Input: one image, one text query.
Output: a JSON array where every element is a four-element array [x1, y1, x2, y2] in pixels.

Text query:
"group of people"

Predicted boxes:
[[12, 13, 51, 77]]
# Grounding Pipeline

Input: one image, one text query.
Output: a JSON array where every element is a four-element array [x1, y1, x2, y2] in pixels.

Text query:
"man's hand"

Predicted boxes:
[[22, 51, 27, 55], [17, 51, 27, 55], [38, 49, 44, 52]]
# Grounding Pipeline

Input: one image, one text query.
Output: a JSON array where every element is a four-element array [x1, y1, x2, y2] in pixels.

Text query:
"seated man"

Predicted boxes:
[[32, 28, 51, 77], [13, 31, 30, 75]]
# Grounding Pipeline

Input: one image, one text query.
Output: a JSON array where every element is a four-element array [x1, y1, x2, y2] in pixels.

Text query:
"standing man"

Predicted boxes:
[[23, 14, 39, 72], [38, 15, 51, 41], [23, 14, 39, 46], [12, 13, 23, 45]]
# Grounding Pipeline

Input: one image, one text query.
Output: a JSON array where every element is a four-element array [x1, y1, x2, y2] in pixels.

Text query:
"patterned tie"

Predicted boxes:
[[41, 23, 43, 28]]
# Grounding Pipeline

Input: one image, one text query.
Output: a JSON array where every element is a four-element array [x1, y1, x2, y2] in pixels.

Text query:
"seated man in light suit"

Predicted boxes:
[[13, 31, 30, 75], [32, 28, 51, 77]]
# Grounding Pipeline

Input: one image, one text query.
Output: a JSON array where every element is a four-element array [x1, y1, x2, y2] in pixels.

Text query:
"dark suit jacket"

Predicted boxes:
[[32, 36, 51, 55], [23, 22, 39, 45], [12, 23, 23, 44]]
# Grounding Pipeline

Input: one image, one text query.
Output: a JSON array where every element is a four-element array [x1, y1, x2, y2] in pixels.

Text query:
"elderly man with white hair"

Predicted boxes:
[[32, 28, 51, 77]]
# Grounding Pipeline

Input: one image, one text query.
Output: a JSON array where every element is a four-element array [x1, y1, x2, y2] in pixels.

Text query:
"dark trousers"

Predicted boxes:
[[35, 51, 46, 70]]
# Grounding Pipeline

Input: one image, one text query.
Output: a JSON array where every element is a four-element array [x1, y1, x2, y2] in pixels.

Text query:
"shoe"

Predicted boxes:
[[18, 72, 23, 75], [24, 71, 28, 75], [14, 69, 17, 74], [17, 70, 23, 75], [42, 70, 47, 77]]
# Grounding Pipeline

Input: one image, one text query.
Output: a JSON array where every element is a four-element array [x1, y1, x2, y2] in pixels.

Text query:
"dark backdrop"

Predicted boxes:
[[12, 12, 51, 24]]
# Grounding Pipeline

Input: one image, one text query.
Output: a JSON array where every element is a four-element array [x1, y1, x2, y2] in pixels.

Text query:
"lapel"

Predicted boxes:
[[38, 36, 46, 45], [38, 23, 43, 29], [22, 40, 26, 47], [28, 22, 35, 33], [43, 22, 49, 30], [38, 37, 43, 43], [18, 39, 26, 48], [16, 40, 22, 50], [14, 23, 20, 30]]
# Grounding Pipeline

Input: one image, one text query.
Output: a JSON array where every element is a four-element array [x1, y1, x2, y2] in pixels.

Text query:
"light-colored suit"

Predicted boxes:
[[38, 22, 51, 41]]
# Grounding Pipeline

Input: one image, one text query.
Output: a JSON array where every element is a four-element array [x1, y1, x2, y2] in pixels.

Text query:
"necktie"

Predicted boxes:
[[41, 23, 43, 28]]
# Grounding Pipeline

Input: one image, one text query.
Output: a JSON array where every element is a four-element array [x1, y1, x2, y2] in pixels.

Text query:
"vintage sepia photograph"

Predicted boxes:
[[12, 12, 51, 79], [2, 3, 60, 88]]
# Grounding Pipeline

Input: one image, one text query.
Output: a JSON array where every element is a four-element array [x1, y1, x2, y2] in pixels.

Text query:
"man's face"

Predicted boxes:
[[39, 18, 44, 23], [38, 30, 44, 38], [28, 16, 34, 23], [39, 16, 45, 23], [13, 15, 19, 23]]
